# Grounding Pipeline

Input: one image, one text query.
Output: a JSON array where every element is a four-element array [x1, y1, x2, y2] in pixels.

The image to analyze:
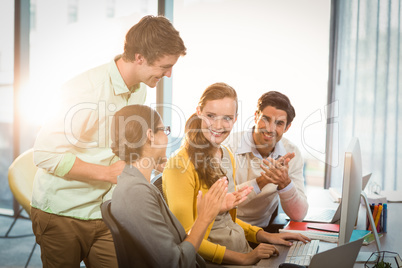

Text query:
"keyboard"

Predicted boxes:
[[279, 229, 339, 243], [284, 240, 320, 266]]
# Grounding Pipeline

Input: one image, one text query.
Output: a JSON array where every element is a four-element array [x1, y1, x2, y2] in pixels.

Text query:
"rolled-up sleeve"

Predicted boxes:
[[33, 78, 102, 176], [279, 146, 309, 221]]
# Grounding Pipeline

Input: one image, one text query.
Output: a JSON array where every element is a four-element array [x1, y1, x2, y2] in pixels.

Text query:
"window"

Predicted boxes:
[[0, 0, 157, 212], [106, 0, 116, 18], [0, 0, 15, 212], [327, 0, 402, 191], [67, 0, 79, 24], [172, 0, 332, 187], [30, 0, 37, 31]]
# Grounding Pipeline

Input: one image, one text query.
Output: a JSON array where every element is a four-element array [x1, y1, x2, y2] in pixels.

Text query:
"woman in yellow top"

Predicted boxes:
[[163, 82, 309, 265]]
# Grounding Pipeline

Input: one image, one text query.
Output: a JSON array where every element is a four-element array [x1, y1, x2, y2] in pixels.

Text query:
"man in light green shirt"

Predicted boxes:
[[31, 15, 186, 268]]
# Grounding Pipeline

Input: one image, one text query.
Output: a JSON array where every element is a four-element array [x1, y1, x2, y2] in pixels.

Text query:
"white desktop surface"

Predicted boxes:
[[222, 186, 401, 268]]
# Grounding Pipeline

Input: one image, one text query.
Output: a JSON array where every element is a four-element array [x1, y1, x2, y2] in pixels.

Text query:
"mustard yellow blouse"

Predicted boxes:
[[162, 145, 262, 264]]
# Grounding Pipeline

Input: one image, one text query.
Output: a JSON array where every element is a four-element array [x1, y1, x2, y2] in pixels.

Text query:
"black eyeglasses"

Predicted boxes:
[[155, 126, 171, 136]]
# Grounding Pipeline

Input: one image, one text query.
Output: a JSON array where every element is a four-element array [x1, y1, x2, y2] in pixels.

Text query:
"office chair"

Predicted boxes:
[[101, 200, 130, 268], [3, 148, 38, 268], [8, 149, 37, 215], [152, 174, 166, 201]]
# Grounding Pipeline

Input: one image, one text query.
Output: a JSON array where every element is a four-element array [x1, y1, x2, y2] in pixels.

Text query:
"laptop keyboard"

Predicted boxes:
[[304, 208, 335, 222], [284, 240, 320, 266]]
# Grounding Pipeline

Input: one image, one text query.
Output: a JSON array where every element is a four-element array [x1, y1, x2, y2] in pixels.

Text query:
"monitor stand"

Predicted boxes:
[[355, 191, 382, 263]]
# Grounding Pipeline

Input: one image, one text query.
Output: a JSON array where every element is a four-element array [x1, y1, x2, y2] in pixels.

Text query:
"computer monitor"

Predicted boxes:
[[338, 137, 362, 246], [337, 137, 381, 256]]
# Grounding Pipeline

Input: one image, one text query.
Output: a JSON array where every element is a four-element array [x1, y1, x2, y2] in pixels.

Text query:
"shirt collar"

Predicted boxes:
[[110, 55, 141, 96], [236, 128, 287, 159]]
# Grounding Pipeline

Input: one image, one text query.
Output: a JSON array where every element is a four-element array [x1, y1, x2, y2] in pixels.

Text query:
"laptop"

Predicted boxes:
[[280, 238, 364, 268], [308, 237, 364, 268], [303, 173, 372, 223]]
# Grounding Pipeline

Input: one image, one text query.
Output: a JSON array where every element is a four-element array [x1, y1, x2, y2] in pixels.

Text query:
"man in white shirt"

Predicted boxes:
[[30, 15, 186, 267], [225, 91, 308, 229]]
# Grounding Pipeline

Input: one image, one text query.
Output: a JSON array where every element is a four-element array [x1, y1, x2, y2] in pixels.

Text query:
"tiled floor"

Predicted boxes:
[[0, 211, 42, 268]]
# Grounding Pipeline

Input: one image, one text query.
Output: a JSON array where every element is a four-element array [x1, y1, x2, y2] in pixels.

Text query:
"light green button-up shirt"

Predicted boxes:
[[32, 55, 147, 220]]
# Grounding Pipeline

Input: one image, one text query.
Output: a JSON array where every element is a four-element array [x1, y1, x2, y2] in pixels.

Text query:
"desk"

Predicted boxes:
[[224, 187, 402, 267]]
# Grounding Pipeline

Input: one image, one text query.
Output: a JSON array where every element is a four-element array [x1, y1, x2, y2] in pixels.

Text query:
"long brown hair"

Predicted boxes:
[[184, 82, 238, 188]]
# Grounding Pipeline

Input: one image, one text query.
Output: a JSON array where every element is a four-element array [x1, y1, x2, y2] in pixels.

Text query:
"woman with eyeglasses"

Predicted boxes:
[[163, 83, 309, 265], [110, 104, 228, 267]]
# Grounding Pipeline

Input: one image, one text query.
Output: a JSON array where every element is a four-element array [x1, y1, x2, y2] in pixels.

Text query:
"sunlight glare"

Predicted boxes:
[[19, 82, 61, 127]]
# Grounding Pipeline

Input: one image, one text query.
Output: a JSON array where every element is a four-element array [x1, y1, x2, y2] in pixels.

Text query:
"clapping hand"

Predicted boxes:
[[259, 152, 295, 190], [219, 179, 253, 213], [273, 152, 295, 167], [196, 178, 228, 223]]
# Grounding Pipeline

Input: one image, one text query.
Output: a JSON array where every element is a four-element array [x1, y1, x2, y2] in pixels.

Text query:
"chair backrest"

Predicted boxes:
[[152, 174, 166, 201], [8, 148, 38, 216], [101, 200, 130, 268]]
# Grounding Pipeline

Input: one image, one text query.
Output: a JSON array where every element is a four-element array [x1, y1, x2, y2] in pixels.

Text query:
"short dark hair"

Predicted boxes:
[[256, 91, 296, 126], [111, 105, 161, 163], [123, 15, 187, 65]]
